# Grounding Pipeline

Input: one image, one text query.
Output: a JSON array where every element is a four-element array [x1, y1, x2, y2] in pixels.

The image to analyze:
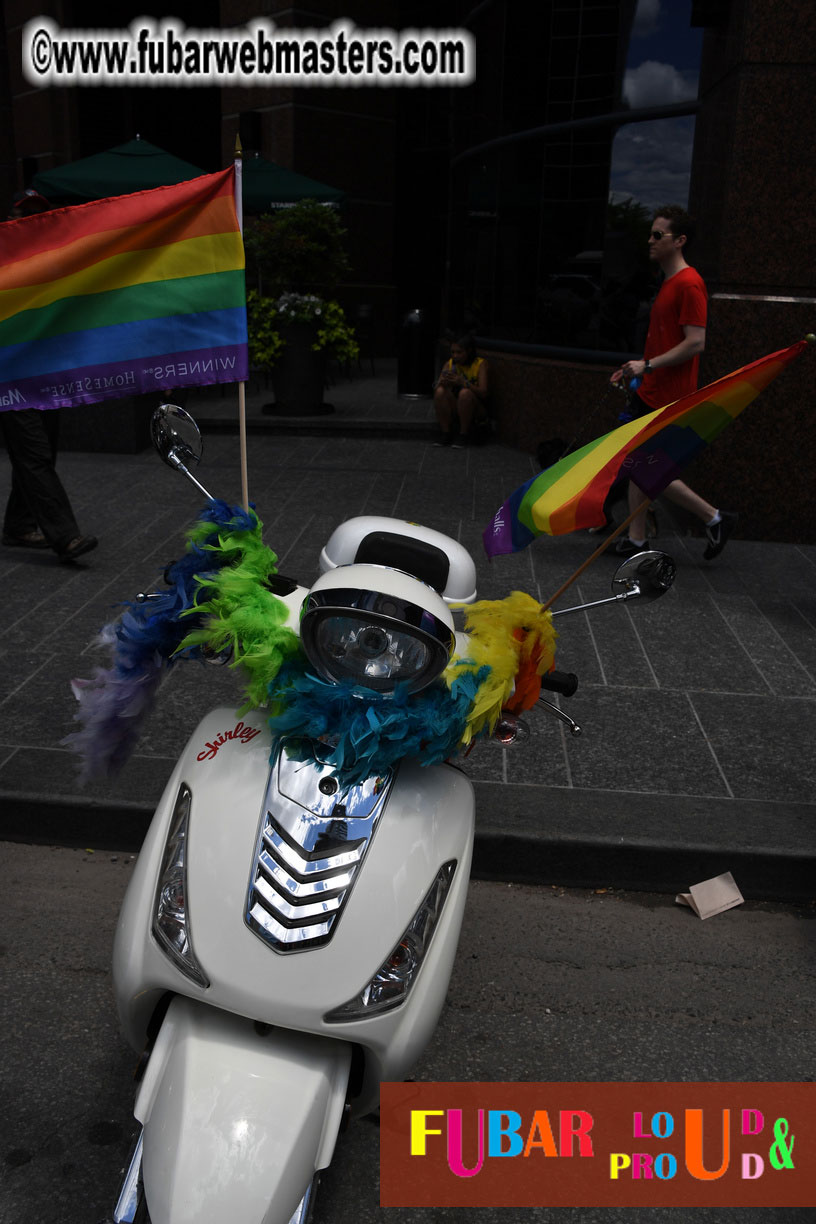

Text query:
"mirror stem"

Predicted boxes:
[[551, 588, 640, 617], [170, 454, 215, 502]]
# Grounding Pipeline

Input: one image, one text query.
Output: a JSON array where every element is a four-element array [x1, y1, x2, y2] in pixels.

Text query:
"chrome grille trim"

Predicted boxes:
[[257, 849, 354, 898], [249, 903, 334, 946], [252, 872, 343, 921], [263, 825, 366, 876], [246, 739, 394, 953]]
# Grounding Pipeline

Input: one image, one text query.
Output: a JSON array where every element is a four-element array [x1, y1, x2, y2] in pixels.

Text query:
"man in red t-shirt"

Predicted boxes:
[[610, 206, 737, 560]]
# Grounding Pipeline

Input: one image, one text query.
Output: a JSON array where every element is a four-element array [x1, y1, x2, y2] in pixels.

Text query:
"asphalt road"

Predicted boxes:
[[1, 842, 814, 1224]]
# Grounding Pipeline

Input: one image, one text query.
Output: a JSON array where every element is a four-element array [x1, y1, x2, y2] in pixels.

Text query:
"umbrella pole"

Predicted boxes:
[[540, 497, 652, 613]]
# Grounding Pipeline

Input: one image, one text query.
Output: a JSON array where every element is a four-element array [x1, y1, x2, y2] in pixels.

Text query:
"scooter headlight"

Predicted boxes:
[[300, 568, 455, 696], [152, 783, 209, 988], [324, 861, 456, 1021]]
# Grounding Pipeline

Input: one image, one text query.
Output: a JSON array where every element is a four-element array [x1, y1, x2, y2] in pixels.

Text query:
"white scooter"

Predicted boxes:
[[99, 406, 675, 1224]]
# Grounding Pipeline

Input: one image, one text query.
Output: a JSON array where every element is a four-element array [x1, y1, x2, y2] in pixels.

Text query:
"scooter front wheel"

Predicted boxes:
[[124, 1173, 320, 1224]]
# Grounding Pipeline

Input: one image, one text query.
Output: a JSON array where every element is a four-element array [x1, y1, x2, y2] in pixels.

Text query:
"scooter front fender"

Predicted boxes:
[[134, 995, 351, 1224]]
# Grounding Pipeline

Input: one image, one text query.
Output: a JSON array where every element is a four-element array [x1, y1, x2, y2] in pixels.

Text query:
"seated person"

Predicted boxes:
[[433, 334, 489, 447]]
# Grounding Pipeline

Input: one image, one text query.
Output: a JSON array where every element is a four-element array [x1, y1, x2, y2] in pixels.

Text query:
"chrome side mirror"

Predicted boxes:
[[151, 404, 214, 501], [611, 550, 676, 602], [551, 549, 676, 617]]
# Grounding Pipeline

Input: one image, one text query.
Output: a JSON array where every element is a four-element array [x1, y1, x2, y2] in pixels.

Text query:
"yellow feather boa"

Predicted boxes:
[[444, 591, 557, 747]]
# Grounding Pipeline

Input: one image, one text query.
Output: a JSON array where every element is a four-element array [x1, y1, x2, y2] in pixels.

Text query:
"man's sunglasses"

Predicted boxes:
[[650, 229, 676, 241]]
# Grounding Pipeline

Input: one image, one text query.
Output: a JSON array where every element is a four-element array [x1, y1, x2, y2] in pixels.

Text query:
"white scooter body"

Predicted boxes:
[[109, 415, 675, 1223], [112, 542, 477, 1223]]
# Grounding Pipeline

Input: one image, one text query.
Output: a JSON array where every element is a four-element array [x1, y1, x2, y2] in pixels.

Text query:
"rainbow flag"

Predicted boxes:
[[484, 339, 810, 557], [0, 168, 247, 411]]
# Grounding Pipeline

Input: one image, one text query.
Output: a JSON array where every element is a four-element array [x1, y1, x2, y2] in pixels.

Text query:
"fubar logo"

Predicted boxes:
[[380, 1083, 816, 1209], [411, 1107, 594, 1176]]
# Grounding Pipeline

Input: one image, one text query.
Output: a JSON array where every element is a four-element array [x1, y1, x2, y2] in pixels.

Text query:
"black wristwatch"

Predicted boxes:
[[643, 359, 652, 373]]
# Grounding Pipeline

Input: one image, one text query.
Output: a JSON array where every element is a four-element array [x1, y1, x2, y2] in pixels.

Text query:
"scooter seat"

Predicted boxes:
[[354, 529, 449, 593]]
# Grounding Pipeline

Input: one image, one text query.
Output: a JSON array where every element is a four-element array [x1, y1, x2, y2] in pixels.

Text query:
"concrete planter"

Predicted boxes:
[[263, 323, 331, 416]]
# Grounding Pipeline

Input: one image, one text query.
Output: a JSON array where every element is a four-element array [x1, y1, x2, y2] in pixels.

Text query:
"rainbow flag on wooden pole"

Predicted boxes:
[[0, 166, 248, 413], [484, 338, 812, 559], [232, 140, 250, 512]]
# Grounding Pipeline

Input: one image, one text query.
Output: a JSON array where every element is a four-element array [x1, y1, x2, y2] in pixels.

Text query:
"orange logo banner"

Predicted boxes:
[[380, 1082, 816, 1208]]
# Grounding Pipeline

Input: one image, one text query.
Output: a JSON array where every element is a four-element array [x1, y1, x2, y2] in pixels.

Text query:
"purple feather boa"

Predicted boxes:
[[65, 499, 261, 780]]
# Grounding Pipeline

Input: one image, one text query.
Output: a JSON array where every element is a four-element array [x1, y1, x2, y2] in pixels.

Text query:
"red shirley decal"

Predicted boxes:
[[197, 721, 263, 762]]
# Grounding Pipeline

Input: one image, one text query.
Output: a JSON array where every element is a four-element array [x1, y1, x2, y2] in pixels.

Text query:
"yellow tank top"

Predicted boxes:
[[446, 356, 483, 385]]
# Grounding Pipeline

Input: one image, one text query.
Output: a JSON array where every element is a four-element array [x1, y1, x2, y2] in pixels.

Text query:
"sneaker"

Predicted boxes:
[[433, 432, 455, 447], [614, 537, 649, 557], [703, 510, 738, 560], [451, 432, 473, 449]]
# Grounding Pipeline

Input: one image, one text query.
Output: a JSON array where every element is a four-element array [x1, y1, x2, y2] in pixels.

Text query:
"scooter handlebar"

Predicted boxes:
[[540, 669, 579, 697]]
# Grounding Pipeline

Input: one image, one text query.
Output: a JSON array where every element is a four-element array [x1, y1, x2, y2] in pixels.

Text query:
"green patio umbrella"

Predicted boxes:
[[240, 153, 345, 212], [30, 137, 206, 203]]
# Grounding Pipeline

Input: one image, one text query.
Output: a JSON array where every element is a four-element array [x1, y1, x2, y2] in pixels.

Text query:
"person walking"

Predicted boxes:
[[1, 189, 97, 562], [610, 205, 737, 560]]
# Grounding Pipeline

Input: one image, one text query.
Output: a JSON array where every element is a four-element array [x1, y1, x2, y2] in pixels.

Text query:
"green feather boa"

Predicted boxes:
[[178, 509, 302, 711]]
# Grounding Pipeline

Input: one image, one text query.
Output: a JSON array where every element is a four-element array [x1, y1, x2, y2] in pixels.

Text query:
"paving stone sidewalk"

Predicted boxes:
[[1, 366, 814, 901]]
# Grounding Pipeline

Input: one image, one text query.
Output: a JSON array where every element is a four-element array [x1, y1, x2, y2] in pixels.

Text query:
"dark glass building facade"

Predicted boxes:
[[394, 0, 650, 354]]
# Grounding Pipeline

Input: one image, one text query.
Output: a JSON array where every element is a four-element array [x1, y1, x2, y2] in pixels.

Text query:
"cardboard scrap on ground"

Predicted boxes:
[[675, 871, 744, 919]]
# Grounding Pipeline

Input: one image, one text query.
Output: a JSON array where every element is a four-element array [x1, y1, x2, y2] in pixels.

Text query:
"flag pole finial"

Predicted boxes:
[[805, 333, 815, 344], [234, 133, 243, 159]]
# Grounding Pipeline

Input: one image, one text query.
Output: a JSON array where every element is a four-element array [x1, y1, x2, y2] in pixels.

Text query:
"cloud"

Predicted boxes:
[[632, 0, 663, 37], [609, 116, 696, 212], [624, 60, 698, 108]]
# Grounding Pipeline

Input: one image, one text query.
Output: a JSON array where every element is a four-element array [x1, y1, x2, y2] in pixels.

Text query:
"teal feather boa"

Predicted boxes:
[[267, 659, 490, 788]]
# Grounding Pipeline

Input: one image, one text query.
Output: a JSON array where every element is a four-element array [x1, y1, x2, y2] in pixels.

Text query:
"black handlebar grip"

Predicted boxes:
[[540, 669, 578, 697]]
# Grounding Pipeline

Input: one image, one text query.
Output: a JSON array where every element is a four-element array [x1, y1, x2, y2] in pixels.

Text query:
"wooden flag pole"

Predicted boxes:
[[234, 135, 250, 512], [238, 381, 249, 512], [540, 497, 652, 613]]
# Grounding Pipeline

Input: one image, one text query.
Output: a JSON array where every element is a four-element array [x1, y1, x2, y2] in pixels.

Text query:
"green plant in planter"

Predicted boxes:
[[244, 200, 358, 371], [246, 290, 358, 371], [246, 290, 285, 371], [314, 300, 360, 365]]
